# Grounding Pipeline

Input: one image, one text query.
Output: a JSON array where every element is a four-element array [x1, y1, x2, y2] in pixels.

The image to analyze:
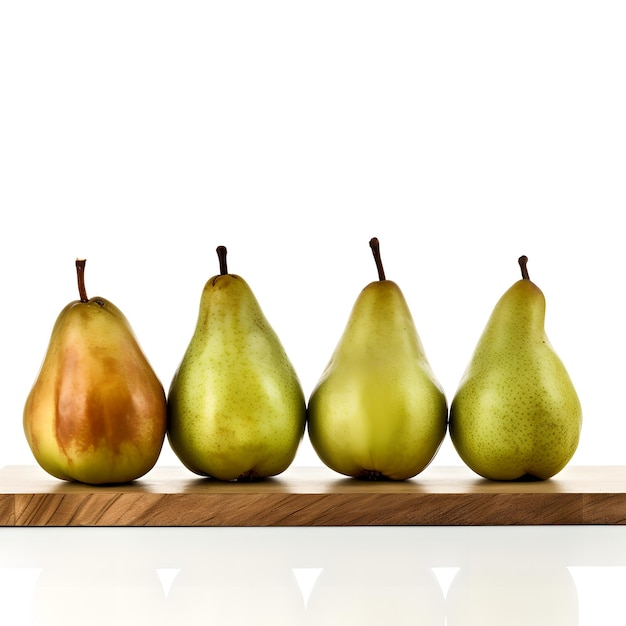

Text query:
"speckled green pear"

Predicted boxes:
[[167, 246, 306, 481], [449, 256, 582, 480], [307, 238, 448, 480]]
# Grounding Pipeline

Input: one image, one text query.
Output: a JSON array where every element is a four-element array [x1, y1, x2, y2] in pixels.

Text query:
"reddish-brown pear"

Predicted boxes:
[[23, 259, 167, 484]]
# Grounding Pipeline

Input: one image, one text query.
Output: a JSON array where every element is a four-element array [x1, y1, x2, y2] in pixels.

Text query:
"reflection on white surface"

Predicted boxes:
[[1, 526, 625, 625], [292, 568, 323, 609], [32, 566, 166, 626], [163, 561, 303, 624], [305, 555, 444, 624], [155, 568, 180, 598], [432, 567, 460, 597], [446, 564, 578, 625], [570, 567, 626, 624], [0, 568, 41, 625]]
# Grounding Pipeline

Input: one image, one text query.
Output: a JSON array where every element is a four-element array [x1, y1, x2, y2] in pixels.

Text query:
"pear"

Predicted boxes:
[[449, 256, 582, 480], [23, 259, 167, 485], [307, 238, 448, 480], [167, 246, 306, 481]]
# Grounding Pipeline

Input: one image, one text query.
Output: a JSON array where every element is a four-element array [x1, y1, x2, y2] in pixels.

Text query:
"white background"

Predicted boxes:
[[1, 1, 625, 473]]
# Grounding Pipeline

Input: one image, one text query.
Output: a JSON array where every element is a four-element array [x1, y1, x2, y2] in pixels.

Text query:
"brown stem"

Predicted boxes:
[[518, 255, 530, 280], [369, 237, 386, 281], [217, 246, 228, 275], [76, 258, 88, 302]]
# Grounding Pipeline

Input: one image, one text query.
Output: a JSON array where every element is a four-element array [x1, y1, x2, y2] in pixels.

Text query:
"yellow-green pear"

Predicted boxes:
[[449, 256, 582, 480], [307, 238, 448, 480], [23, 259, 167, 485], [167, 246, 306, 481]]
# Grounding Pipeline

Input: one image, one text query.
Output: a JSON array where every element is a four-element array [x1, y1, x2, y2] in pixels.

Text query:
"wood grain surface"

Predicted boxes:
[[1, 464, 625, 526]]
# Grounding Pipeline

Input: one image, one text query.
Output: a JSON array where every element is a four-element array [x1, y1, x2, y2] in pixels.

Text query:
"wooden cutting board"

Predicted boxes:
[[1, 464, 625, 526]]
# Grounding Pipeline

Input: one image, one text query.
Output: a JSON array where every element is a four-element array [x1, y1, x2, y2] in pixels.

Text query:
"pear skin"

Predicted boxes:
[[449, 256, 582, 480], [167, 246, 306, 481], [307, 238, 448, 480], [23, 259, 167, 485]]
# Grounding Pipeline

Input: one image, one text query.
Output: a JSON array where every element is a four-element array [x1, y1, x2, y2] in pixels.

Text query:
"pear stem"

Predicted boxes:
[[76, 258, 88, 302], [369, 237, 386, 281], [518, 255, 530, 280], [217, 246, 228, 275]]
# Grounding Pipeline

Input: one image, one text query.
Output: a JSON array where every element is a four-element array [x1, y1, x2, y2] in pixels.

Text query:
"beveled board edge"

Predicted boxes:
[[1, 465, 625, 527]]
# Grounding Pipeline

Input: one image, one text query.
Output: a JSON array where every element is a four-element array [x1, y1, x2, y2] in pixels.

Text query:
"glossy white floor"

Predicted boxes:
[[1, 525, 624, 624]]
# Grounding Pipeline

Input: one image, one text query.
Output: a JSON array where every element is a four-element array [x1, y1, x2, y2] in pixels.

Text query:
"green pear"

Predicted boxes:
[[23, 259, 167, 485], [449, 256, 582, 480], [167, 246, 306, 481], [307, 238, 448, 480]]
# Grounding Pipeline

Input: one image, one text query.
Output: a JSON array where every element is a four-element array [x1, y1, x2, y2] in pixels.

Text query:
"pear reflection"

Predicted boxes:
[[305, 559, 445, 625], [165, 561, 305, 623], [446, 564, 578, 626], [32, 566, 167, 626]]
